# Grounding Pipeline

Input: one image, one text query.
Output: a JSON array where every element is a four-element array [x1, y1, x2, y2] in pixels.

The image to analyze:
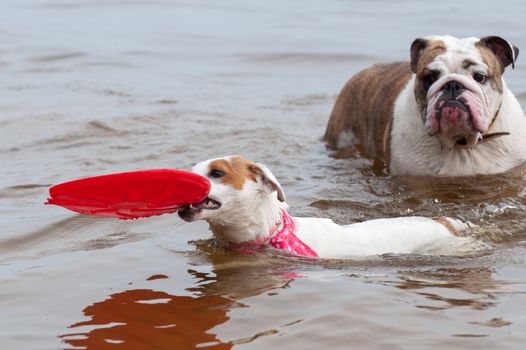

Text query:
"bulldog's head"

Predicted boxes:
[[410, 35, 519, 148]]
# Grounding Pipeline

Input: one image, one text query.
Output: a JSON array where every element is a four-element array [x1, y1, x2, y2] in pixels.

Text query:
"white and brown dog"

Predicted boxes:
[[325, 35, 526, 176], [178, 156, 478, 258]]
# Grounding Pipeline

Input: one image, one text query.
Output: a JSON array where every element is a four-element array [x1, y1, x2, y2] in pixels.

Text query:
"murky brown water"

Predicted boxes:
[[2, 1, 526, 349]]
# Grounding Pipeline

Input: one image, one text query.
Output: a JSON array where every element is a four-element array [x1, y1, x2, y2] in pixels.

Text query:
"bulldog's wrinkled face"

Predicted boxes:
[[411, 35, 518, 148], [178, 155, 285, 224]]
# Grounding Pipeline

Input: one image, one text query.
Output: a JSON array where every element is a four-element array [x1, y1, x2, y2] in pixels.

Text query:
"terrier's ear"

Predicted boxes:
[[480, 36, 519, 69], [248, 163, 286, 202]]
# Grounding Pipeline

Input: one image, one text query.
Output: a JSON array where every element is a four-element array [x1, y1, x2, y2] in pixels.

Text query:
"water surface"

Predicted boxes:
[[2, 1, 526, 349]]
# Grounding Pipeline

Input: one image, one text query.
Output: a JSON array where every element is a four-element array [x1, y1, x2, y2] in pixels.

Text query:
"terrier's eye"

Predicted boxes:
[[473, 73, 488, 84], [210, 169, 225, 178]]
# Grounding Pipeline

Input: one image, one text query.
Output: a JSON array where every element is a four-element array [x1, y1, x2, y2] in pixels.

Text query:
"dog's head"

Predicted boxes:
[[178, 156, 286, 242], [410, 35, 518, 148]]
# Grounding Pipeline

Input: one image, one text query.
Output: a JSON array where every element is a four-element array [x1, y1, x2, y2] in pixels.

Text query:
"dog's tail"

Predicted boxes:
[[433, 216, 474, 237]]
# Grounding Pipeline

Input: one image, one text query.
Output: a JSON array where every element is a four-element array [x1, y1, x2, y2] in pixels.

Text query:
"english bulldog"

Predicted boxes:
[[178, 156, 479, 258], [325, 35, 526, 176]]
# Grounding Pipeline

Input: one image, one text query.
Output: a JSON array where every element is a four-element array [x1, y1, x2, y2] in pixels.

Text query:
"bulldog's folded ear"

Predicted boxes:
[[479, 36, 519, 69], [410, 38, 429, 73], [248, 163, 286, 202]]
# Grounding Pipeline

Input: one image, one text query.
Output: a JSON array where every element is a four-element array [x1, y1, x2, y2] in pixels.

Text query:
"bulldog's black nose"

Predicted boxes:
[[442, 80, 465, 98]]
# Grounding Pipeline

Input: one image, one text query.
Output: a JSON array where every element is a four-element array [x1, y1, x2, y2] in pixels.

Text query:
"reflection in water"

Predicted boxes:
[[60, 258, 293, 349], [61, 289, 233, 350], [395, 267, 501, 311], [390, 164, 526, 205], [3, 0, 526, 348]]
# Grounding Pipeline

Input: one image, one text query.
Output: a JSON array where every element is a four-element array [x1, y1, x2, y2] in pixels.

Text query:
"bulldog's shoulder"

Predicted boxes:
[[350, 62, 412, 82], [325, 62, 413, 159]]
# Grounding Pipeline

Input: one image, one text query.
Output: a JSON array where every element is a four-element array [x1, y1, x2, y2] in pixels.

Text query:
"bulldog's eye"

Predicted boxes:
[[422, 70, 440, 90], [210, 169, 225, 178], [473, 73, 488, 84]]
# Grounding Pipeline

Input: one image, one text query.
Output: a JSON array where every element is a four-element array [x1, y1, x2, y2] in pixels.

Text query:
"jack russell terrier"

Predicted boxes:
[[178, 156, 478, 258], [325, 35, 526, 176]]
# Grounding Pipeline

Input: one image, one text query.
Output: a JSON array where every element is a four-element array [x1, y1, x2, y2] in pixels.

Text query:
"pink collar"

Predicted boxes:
[[227, 210, 318, 257], [266, 210, 318, 257]]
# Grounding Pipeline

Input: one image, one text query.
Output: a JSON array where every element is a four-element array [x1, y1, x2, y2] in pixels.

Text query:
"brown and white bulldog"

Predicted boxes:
[[325, 35, 526, 176]]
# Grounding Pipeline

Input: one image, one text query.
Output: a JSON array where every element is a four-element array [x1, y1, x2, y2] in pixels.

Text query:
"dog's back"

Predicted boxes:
[[324, 62, 413, 164], [294, 216, 476, 258]]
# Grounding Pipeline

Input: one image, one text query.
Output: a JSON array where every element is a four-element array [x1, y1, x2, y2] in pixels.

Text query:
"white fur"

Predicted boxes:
[[390, 36, 526, 176], [294, 216, 472, 257], [391, 78, 526, 176], [184, 156, 481, 259]]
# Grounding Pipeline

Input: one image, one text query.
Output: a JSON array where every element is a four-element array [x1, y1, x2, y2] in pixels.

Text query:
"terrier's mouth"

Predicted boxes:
[[179, 197, 221, 212], [185, 197, 221, 211]]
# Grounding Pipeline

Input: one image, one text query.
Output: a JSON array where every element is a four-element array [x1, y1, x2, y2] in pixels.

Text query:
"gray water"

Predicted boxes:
[[2, 1, 526, 349]]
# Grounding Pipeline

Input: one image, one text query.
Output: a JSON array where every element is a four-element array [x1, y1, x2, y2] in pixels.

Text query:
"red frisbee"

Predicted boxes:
[[46, 169, 210, 219]]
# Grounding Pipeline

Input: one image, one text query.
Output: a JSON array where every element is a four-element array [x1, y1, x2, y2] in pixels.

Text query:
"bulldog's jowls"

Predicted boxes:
[[178, 156, 480, 259], [325, 35, 526, 176]]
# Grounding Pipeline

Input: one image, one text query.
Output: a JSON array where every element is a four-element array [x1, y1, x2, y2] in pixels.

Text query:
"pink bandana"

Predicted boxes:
[[267, 210, 318, 257]]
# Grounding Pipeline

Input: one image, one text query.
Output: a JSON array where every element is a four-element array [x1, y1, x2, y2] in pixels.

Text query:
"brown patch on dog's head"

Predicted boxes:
[[206, 156, 286, 202], [411, 38, 447, 109], [410, 38, 447, 74], [474, 43, 504, 93], [478, 36, 519, 70], [475, 36, 519, 93], [207, 156, 257, 190]]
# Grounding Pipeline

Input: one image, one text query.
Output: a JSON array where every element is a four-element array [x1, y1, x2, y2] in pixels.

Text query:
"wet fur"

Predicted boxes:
[[325, 35, 526, 176], [180, 156, 478, 258]]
